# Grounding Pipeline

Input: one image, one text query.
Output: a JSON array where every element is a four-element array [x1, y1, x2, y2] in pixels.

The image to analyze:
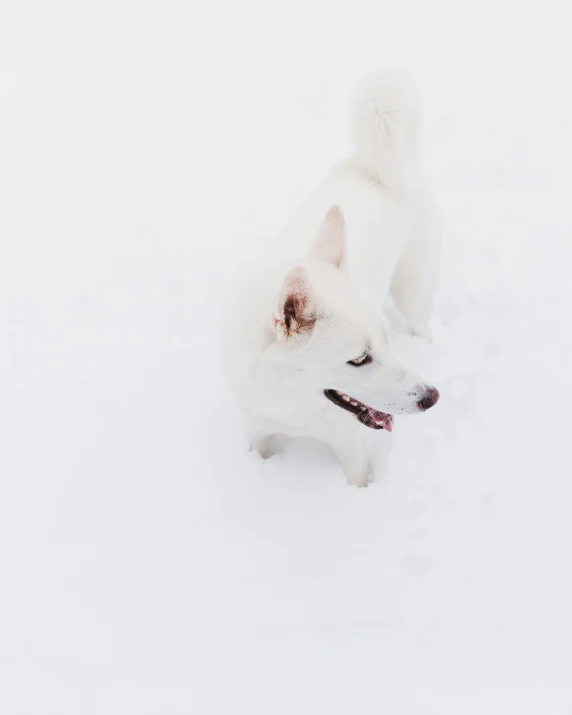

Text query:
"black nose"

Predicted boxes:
[[418, 387, 440, 411]]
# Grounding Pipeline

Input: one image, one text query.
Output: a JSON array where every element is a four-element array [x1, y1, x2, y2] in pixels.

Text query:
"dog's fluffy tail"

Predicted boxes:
[[350, 69, 422, 192]]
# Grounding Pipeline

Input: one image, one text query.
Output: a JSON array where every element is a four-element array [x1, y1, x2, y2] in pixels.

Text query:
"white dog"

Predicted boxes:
[[221, 70, 440, 486]]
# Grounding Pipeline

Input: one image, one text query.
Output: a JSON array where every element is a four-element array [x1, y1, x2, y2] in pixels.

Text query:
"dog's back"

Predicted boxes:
[[265, 69, 436, 311]]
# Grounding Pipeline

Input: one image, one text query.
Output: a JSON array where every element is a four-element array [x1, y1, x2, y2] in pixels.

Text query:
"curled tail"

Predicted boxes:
[[350, 69, 422, 192]]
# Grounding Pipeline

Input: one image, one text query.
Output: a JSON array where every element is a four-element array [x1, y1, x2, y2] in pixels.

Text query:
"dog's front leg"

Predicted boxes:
[[322, 417, 371, 487], [243, 416, 280, 459], [336, 437, 371, 487]]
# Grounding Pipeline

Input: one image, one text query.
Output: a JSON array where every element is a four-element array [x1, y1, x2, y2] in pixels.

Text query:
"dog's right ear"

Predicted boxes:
[[273, 266, 316, 342], [308, 205, 346, 268]]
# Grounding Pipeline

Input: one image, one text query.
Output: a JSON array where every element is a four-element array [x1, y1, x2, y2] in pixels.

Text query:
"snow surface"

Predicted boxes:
[[1, 1, 572, 712]]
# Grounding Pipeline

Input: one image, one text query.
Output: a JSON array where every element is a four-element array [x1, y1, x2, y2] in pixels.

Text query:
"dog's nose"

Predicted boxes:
[[418, 386, 439, 411]]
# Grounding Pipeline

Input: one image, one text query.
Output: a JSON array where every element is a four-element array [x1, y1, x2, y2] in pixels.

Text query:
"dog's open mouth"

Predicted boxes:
[[324, 389, 394, 431]]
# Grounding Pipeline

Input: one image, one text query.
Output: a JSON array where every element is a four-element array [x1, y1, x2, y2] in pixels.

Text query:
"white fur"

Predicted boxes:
[[220, 70, 441, 487]]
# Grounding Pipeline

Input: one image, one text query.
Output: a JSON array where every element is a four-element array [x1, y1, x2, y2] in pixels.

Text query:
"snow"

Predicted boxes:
[[1, 0, 572, 712]]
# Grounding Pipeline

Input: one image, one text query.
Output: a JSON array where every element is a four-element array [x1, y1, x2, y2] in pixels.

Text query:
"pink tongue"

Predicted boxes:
[[367, 408, 393, 432]]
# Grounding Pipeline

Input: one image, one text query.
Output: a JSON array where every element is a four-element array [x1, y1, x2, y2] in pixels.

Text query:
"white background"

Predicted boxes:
[[1, 1, 572, 713]]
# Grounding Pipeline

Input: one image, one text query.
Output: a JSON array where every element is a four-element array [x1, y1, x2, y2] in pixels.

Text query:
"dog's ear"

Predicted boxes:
[[308, 205, 346, 268], [273, 266, 316, 341]]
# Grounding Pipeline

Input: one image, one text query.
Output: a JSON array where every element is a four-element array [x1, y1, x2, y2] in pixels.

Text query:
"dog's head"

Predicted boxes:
[[264, 205, 439, 431]]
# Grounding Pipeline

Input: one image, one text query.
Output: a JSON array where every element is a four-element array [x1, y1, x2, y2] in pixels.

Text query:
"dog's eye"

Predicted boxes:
[[347, 353, 372, 367]]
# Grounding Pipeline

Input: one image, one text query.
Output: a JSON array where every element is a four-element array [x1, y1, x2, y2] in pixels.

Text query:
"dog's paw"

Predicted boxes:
[[344, 465, 372, 488], [250, 434, 280, 460], [347, 478, 368, 488]]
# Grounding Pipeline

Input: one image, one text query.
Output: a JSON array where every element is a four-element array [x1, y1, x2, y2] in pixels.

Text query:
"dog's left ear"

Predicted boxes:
[[308, 205, 346, 268], [274, 265, 316, 342]]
